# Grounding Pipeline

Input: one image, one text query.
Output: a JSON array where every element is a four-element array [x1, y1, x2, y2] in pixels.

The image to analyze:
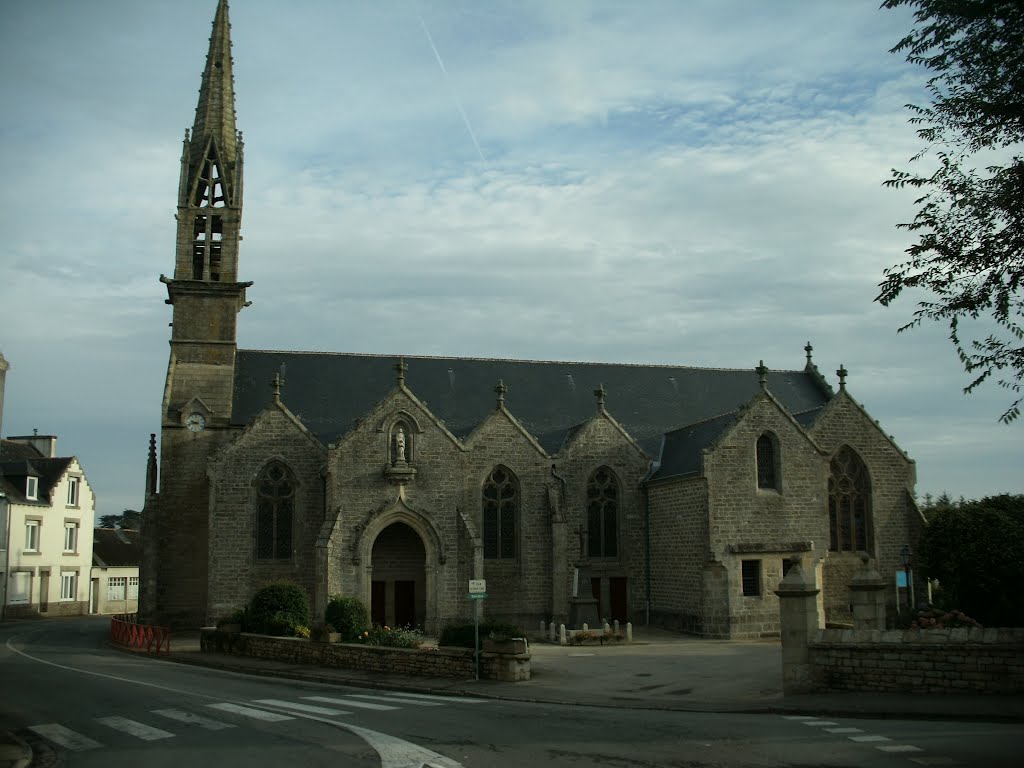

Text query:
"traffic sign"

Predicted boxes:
[[467, 593, 488, 600], [468, 579, 486, 594]]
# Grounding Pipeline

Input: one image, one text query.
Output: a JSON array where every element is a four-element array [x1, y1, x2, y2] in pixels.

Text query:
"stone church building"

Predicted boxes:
[[140, 1, 924, 637]]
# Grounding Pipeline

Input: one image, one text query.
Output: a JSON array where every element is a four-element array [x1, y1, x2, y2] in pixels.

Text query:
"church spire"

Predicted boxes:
[[172, 0, 244, 282]]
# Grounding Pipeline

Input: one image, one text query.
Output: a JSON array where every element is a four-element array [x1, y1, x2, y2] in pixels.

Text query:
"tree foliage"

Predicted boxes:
[[877, 0, 1024, 422], [245, 582, 311, 636], [98, 510, 141, 529], [324, 595, 369, 641], [918, 493, 1024, 626]]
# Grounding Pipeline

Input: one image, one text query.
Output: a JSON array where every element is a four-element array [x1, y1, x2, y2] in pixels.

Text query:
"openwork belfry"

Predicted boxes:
[[140, 0, 925, 638]]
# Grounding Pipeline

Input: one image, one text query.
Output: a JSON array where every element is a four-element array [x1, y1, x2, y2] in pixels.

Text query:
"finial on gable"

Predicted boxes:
[[495, 379, 508, 409], [837, 363, 848, 391], [271, 372, 283, 403], [756, 360, 768, 390], [395, 357, 407, 386], [804, 341, 813, 366], [594, 383, 607, 413]]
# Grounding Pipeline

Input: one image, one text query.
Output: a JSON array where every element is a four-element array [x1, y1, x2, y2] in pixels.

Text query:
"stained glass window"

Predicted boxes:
[[828, 446, 871, 552], [483, 466, 517, 559], [256, 461, 294, 559], [756, 433, 778, 490], [587, 467, 619, 558]]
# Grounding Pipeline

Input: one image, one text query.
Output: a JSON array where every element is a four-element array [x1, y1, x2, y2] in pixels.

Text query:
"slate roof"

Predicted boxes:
[[233, 350, 832, 457], [0, 439, 44, 460], [93, 528, 142, 568], [649, 410, 741, 482], [0, 457, 73, 504]]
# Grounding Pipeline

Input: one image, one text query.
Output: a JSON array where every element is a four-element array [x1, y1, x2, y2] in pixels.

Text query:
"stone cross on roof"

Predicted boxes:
[[756, 360, 768, 389], [837, 364, 848, 390], [594, 383, 607, 413], [395, 357, 407, 386], [495, 379, 508, 408]]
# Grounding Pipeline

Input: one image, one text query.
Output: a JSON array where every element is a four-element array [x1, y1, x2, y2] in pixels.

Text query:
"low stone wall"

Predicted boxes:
[[809, 627, 1024, 694], [199, 630, 530, 682]]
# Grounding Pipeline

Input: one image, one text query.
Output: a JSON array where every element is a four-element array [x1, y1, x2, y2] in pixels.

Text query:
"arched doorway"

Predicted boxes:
[[370, 522, 426, 629]]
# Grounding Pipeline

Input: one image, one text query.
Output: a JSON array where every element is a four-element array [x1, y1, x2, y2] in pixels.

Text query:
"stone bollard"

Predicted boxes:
[[603, 621, 610, 634], [582, 623, 589, 632], [613, 620, 620, 633], [775, 555, 821, 695], [540, 620, 546, 635], [626, 622, 633, 642], [559, 624, 567, 645], [549, 621, 556, 643], [849, 553, 887, 630]]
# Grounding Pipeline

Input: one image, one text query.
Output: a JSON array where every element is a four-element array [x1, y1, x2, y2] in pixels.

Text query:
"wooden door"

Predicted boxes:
[[371, 581, 386, 626], [609, 577, 628, 623], [394, 580, 416, 628]]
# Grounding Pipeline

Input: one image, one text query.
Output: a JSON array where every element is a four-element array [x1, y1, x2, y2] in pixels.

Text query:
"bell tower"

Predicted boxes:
[[147, 0, 250, 627]]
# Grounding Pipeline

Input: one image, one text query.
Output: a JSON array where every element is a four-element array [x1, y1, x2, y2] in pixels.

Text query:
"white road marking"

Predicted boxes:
[[28, 724, 101, 751], [350, 694, 443, 707], [782, 715, 816, 720], [849, 734, 891, 743], [207, 702, 295, 722], [151, 708, 236, 730], [340, 720, 464, 768], [303, 696, 399, 711], [95, 716, 174, 741], [253, 699, 350, 716], [824, 727, 863, 734], [909, 757, 957, 766], [878, 745, 924, 753], [382, 692, 488, 704], [801, 720, 838, 726]]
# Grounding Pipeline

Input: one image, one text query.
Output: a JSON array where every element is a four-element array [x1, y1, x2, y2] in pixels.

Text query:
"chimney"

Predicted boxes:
[[7, 429, 58, 458]]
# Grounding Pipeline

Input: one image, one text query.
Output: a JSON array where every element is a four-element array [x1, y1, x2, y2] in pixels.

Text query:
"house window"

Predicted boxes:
[[482, 465, 518, 559], [828, 446, 871, 552], [587, 467, 619, 558], [9, 572, 31, 604], [26, 476, 38, 501], [756, 433, 779, 490], [741, 559, 761, 597], [128, 576, 139, 600], [67, 477, 80, 507], [60, 572, 77, 601], [63, 522, 79, 553], [108, 576, 127, 601], [255, 461, 294, 559], [25, 520, 40, 552]]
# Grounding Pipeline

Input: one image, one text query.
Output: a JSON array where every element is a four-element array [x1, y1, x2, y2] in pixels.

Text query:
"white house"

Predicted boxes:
[[1, 434, 96, 618], [91, 528, 141, 615]]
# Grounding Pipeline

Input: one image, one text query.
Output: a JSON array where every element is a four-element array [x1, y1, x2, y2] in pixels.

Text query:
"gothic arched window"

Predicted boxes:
[[256, 461, 295, 559], [828, 446, 871, 552], [587, 467, 619, 558], [482, 466, 518, 560], [756, 433, 779, 490]]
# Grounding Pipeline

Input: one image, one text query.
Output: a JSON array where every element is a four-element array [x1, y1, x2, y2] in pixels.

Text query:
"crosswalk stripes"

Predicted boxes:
[[95, 716, 174, 741], [26, 690, 490, 752], [782, 714, 952, 764], [27, 724, 101, 751], [152, 708, 237, 730], [252, 699, 351, 716]]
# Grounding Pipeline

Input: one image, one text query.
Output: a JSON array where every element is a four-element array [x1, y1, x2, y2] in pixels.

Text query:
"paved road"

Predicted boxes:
[[2, 618, 1021, 767]]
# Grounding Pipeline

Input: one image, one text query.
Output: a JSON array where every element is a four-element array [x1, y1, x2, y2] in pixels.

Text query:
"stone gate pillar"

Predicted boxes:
[[848, 553, 887, 630], [775, 555, 821, 694]]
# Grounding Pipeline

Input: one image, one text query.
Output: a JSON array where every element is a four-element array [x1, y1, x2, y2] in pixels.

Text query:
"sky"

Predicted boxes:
[[0, 0, 1020, 520]]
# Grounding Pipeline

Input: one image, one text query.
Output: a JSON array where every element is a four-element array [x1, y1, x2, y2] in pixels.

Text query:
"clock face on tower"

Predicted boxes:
[[186, 412, 206, 432]]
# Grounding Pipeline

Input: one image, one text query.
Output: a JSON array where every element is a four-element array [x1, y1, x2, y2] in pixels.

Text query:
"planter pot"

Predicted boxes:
[[483, 638, 528, 654]]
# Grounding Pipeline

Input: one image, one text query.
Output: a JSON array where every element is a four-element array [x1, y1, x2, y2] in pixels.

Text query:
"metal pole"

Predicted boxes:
[[473, 597, 480, 681]]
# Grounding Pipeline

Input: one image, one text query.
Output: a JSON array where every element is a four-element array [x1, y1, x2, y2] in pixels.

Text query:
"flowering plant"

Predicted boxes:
[[910, 608, 982, 630]]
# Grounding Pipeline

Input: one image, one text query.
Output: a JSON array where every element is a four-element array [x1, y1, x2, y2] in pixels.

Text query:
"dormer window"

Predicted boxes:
[[26, 476, 38, 501]]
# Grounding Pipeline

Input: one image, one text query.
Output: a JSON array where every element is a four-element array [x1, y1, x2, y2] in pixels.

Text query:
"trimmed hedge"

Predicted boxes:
[[439, 621, 523, 650], [246, 582, 311, 636], [325, 595, 369, 641]]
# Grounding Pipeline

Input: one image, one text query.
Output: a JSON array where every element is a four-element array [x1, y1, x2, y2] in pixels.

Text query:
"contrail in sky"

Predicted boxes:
[[415, 6, 487, 164]]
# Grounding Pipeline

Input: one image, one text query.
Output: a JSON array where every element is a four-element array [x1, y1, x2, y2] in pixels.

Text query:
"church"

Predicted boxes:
[[140, 0, 924, 637]]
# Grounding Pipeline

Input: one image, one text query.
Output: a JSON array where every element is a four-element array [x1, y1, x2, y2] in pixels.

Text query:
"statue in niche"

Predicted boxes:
[[394, 426, 407, 464]]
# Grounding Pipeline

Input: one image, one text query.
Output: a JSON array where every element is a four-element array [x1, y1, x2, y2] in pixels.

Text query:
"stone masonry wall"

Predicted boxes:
[[705, 394, 829, 638], [646, 476, 707, 633], [206, 404, 326, 623], [199, 629, 530, 682], [809, 393, 919, 623], [809, 628, 1024, 694]]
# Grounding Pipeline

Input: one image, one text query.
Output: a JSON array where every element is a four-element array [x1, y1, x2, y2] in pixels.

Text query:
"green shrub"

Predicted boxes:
[[439, 621, 522, 649], [246, 582, 311, 636], [216, 607, 246, 628], [357, 625, 422, 648], [324, 595, 369, 641]]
